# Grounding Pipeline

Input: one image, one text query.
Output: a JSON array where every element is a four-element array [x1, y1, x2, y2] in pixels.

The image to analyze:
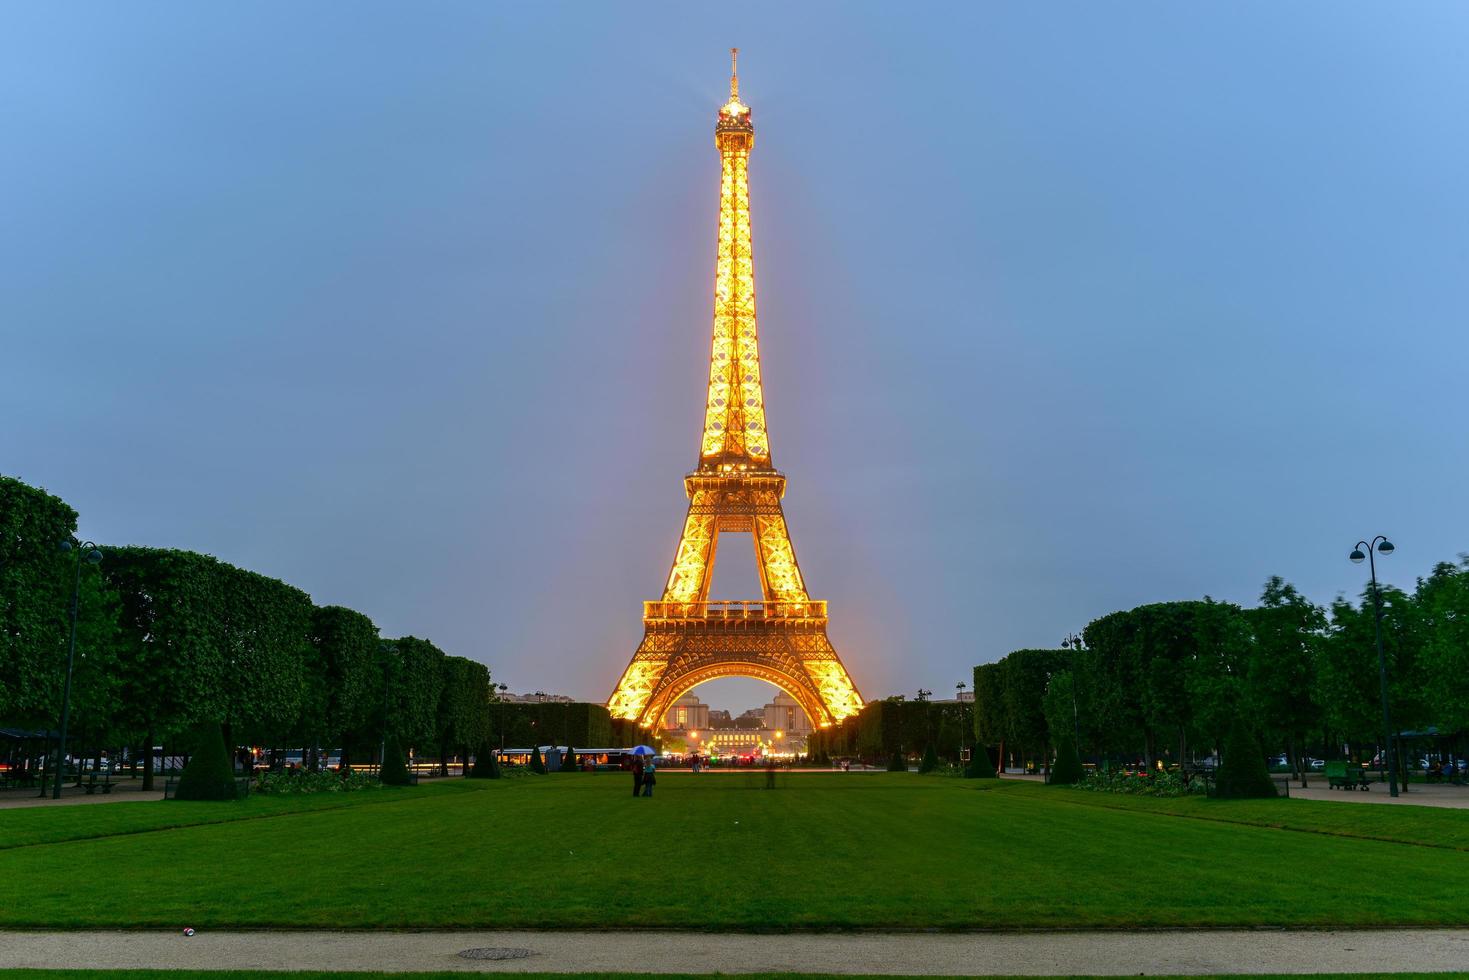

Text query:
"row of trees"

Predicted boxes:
[[806, 695, 970, 764], [974, 569, 1469, 782], [0, 476, 509, 787]]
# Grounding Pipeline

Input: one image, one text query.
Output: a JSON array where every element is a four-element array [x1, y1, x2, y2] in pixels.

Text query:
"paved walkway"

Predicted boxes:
[[1287, 782, 1469, 808], [2, 929, 1467, 974], [0, 779, 164, 809]]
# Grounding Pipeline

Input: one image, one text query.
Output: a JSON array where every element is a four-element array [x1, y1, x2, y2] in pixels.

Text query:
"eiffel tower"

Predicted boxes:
[[608, 51, 864, 731]]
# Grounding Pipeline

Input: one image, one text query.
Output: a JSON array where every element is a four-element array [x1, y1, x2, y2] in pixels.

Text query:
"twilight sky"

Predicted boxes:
[[3, 4, 1466, 711]]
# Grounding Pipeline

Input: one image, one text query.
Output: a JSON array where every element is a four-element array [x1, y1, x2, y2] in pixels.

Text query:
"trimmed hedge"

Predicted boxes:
[[470, 741, 501, 779], [173, 722, 240, 801], [886, 751, 906, 772], [1216, 719, 1277, 798], [918, 743, 938, 774], [964, 746, 998, 779], [530, 745, 546, 775], [1050, 734, 1083, 786], [380, 734, 412, 786]]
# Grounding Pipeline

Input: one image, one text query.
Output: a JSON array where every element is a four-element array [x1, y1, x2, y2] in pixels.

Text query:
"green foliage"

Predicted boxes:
[[0, 476, 120, 733], [305, 606, 380, 756], [1215, 719, 1277, 799], [918, 742, 938, 773], [1049, 733, 1083, 785], [964, 746, 997, 778], [886, 751, 906, 772], [379, 734, 411, 786], [255, 769, 379, 794], [469, 742, 501, 779], [562, 746, 578, 771], [437, 656, 490, 772], [529, 745, 546, 775], [1078, 769, 1203, 797], [173, 723, 240, 801], [380, 636, 444, 751]]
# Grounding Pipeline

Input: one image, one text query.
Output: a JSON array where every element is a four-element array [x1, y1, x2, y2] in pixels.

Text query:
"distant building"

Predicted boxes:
[[763, 692, 811, 734], [501, 692, 575, 703], [661, 693, 709, 731], [707, 709, 734, 729]]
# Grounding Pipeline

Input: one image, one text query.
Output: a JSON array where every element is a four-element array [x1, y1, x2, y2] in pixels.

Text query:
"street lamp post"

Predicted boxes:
[[956, 681, 969, 762], [1059, 633, 1082, 749], [53, 540, 102, 800], [496, 683, 509, 754], [1350, 536, 1398, 798]]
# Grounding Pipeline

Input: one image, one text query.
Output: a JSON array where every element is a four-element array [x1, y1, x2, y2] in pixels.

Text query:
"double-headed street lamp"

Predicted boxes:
[[956, 681, 970, 762], [1059, 633, 1083, 747], [496, 683, 509, 752], [1350, 535, 1398, 798], [53, 539, 103, 800]]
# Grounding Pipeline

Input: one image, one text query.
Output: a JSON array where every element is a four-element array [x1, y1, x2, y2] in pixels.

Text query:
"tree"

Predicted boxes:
[[380, 733, 412, 786], [1049, 733, 1083, 785], [470, 740, 501, 779], [1244, 578, 1325, 780], [1215, 718, 1276, 798], [964, 746, 997, 778], [562, 746, 578, 772], [1416, 558, 1469, 733], [530, 745, 547, 774], [305, 606, 379, 769], [173, 722, 240, 801], [436, 656, 490, 776], [886, 751, 906, 772], [918, 742, 938, 774]]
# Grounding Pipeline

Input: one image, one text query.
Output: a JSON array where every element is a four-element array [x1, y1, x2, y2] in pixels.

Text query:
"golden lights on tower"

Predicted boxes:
[[607, 52, 864, 730]]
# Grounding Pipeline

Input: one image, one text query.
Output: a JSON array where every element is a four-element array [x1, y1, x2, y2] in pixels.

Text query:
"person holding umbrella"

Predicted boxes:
[[629, 745, 655, 797]]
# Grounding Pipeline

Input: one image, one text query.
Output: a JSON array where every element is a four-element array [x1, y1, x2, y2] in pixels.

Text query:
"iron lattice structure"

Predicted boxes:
[[608, 51, 864, 731]]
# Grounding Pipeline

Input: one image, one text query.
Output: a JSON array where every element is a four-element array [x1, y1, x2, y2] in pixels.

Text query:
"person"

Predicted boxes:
[[691, 754, 701, 774], [1428, 759, 1444, 783], [631, 756, 644, 797], [641, 758, 656, 797], [765, 756, 776, 789]]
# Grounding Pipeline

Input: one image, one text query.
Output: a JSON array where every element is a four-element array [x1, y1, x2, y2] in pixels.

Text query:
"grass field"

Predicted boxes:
[[1, 975, 1466, 980], [1, 773, 1466, 930]]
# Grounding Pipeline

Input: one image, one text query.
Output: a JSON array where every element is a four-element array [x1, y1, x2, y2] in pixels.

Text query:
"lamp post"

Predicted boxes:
[[496, 683, 509, 753], [1350, 536, 1398, 798], [1059, 633, 1082, 748], [53, 540, 102, 800], [956, 681, 969, 763]]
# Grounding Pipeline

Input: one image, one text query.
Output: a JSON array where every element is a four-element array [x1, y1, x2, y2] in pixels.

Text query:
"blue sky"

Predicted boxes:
[[3, 4, 1465, 710]]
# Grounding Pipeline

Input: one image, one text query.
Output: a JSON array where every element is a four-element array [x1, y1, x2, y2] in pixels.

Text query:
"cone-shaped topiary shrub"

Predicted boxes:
[[470, 741, 501, 779], [530, 745, 547, 774], [918, 743, 939, 773], [887, 751, 907, 772], [964, 746, 998, 779], [173, 722, 240, 801], [563, 747, 579, 772], [1216, 718, 1277, 798], [380, 734, 412, 786], [1050, 733, 1083, 785]]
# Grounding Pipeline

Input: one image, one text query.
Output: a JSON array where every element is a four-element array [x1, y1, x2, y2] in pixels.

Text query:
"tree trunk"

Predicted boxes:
[[141, 726, 156, 791]]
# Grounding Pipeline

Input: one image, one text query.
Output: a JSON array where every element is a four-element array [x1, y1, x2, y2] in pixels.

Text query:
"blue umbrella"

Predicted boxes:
[[629, 745, 657, 756]]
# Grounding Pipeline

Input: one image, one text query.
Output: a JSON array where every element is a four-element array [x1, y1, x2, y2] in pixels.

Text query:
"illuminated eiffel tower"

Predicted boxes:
[[608, 51, 864, 730]]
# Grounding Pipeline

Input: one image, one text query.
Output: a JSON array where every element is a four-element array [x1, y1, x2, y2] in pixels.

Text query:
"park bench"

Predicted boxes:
[[82, 771, 116, 795], [1325, 761, 1371, 790]]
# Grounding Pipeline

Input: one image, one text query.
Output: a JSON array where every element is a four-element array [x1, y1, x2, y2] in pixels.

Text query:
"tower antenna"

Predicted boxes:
[[730, 47, 739, 99]]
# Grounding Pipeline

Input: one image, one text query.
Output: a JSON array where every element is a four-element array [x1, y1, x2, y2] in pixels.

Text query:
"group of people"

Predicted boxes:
[[1426, 759, 1463, 784], [631, 756, 656, 797]]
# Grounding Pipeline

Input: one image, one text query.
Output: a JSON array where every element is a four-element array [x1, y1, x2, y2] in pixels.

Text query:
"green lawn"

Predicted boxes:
[[1, 773, 1467, 930], [2, 975, 1466, 980]]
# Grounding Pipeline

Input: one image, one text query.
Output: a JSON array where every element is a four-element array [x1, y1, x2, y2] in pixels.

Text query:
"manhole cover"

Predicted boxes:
[[458, 947, 534, 961]]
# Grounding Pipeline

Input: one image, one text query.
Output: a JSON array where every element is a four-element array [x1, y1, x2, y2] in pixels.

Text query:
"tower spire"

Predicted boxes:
[[730, 47, 739, 99]]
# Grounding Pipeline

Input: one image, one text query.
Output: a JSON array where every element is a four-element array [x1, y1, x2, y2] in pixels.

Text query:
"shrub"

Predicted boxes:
[[1216, 719, 1278, 799], [470, 742, 501, 779], [380, 734, 412, 786], [530, 745, 547, 775], [1077, 768, 1204, 797], [918, 743, 938, 774], [1050, 734, 1083, 786], [255, 769, 379, 794], [562, 747, 578, 772], [964, 747, 998, 779], [173, 722, 241, 801], [887, 751, 906, 772]]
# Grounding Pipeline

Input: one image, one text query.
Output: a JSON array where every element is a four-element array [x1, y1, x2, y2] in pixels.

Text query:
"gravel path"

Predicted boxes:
[[2, 929, 1468, 974]]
